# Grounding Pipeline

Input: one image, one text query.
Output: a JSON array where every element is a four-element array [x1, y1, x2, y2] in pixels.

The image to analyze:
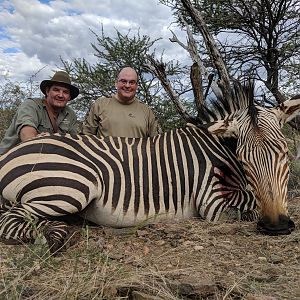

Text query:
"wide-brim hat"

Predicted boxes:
[[40, 71, 79, 100]]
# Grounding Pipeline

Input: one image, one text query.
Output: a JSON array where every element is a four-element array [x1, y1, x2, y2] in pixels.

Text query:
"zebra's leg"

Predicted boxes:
[[0, 206, 80, 254], [0, 207, 39, 244], [0, 196, 12, 215], [43, 220, 80, 253]]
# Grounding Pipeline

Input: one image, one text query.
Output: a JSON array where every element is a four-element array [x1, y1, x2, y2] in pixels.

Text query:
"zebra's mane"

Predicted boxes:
[[194, 80, 258, 127]]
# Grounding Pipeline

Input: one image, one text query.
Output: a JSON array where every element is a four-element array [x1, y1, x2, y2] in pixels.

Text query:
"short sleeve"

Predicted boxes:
[[81, 100, 101, 135], [15, 99, 40, 134]]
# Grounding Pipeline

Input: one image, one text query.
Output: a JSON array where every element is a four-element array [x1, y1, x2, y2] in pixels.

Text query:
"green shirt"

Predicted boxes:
[[81, 96, 160, 138], [0, 98, 77, 154]]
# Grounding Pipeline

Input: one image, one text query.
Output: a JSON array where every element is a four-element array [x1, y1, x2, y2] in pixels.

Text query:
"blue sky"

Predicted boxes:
[[0, 0, 187, 84]]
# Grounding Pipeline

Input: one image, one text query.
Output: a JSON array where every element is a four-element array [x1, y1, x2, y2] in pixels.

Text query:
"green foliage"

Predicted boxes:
[[0, 109, 16, 140], [289, 161, 300, 198], [0, 78, 30, 140], [0, 71, 42, 140], [151, 95, 196, 131], [282, 124, 300, 197]]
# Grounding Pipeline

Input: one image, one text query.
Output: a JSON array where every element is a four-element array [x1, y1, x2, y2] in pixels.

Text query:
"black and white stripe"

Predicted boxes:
[[0, 127, 255, 222]]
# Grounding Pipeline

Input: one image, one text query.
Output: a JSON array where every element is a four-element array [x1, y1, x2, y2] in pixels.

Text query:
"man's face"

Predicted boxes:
[[115, 71, 138, 103], [45, 84, 71, 110]]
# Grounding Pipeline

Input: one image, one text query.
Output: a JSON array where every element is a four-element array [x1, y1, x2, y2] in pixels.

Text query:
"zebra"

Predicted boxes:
[[0, 82, 299, 253]]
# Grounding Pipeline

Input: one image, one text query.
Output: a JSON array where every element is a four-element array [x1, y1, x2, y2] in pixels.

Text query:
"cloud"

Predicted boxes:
[[0, 0, 188, 83]]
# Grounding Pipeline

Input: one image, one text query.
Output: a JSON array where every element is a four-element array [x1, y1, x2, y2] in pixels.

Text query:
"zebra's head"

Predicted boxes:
[[202, 82, 300, 235]]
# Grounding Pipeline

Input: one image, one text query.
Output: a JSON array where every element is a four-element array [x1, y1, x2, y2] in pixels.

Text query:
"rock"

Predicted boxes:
[[167, 275, 217, 298], [88, 237, 106, 250], [170, 239, 180, 247], [182, 240, 194, 246], [143, 245, 150, 255], [107, 252, 124, 260], [219, 242, 232, 250], [136, 230, 148, 237], [257, 256, 267, 262], [155, 240, 166, 246], [102, 286, 118, 298], [131, 291, 164, 300], [194, 245, 204, 251], [268, 255, 283, 264]]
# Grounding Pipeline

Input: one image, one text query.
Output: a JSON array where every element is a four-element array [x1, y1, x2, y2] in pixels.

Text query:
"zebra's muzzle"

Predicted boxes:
[[257, 215, 295, 236]]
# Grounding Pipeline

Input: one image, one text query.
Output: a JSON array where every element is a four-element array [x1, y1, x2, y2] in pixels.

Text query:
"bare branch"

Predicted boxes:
[[190, 62, 203, 111], [147, 56, 192, 122], [170, 15, 222, 105], [169, 28, 204, 109], [180, 0, 232, 102], [169, 30, 189, 51]]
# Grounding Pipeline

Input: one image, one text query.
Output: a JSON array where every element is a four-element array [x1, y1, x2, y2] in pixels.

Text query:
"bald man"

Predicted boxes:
[[82, 67, 160, 138]]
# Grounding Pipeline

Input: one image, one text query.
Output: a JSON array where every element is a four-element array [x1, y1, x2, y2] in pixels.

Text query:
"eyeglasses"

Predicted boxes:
[[118, 79, 137, 86]]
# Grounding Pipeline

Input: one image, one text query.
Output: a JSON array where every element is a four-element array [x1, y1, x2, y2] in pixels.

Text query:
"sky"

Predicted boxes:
[[0, 0, 187, 85]]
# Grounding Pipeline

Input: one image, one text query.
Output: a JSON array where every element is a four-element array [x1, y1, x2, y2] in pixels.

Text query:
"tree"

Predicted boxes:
[[61, 27, 192, 130], [160, 0, 300, 103], [147, 0, 237, 126], [0, 78, 25, 140]]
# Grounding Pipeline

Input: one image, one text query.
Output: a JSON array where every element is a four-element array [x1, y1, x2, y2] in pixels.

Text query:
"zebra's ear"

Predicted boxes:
[[272, 95, 300, 126], [206, 119, 238, 138]]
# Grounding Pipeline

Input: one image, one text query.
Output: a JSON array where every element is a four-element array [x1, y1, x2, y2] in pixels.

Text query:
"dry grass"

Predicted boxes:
[[0, 197, 300, 300]]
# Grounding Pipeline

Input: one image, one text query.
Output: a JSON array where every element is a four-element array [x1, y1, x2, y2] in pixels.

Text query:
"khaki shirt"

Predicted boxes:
[[0, 98, 77, 154], [81, 96, 160, 138]]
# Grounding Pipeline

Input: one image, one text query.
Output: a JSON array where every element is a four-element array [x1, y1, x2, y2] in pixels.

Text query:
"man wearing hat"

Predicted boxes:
[[0, 70, 79, 154]]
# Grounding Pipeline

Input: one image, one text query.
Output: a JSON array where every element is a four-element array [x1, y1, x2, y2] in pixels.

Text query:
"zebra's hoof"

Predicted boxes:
[[44, 226, 81, 255]]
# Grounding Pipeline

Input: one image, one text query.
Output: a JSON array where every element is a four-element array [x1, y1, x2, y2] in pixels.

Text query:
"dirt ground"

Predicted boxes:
[[0, 197, 300, 300], [87, 197, 300, 300]]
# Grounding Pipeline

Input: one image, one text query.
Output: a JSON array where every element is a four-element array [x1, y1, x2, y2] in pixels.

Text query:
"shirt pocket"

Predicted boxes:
[[59, 119, 71, 133], [37, 119, 53, 133]]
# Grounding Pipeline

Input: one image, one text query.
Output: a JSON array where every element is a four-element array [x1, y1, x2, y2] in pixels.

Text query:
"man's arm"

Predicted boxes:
[[81, 102, 100, 135], [15, 99, 41, 141], [19, 126, 38, 141], [148, 109, 161, 137]]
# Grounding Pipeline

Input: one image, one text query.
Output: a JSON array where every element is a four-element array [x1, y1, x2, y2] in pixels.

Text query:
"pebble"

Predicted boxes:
[[257, 256, 267, 262], [194, 245, 204, 251]]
